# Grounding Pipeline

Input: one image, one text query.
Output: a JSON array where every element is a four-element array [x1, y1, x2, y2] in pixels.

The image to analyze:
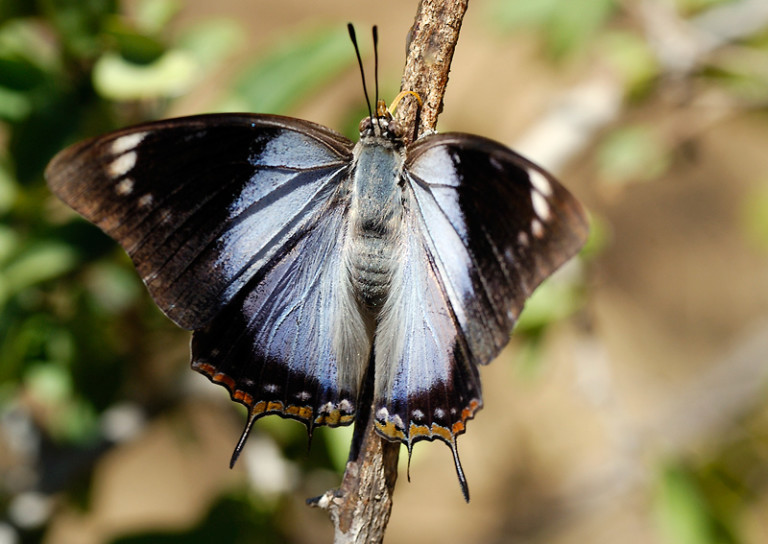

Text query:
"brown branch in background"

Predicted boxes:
[[309, 1, 468, 543]]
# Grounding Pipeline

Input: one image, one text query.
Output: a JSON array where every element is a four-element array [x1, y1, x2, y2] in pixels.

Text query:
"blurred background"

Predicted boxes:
[[1, 0, 768, 543]]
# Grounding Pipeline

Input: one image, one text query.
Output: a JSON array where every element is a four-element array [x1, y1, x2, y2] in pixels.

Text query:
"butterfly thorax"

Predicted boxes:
[[346, 117, 406, 312]]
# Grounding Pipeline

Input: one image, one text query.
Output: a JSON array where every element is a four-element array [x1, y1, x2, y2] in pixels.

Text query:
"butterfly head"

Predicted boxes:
[[359, 99, 404, 142]]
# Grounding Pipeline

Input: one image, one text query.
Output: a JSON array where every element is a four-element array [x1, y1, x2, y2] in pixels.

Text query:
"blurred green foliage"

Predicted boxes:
[[484, 0, 618, 59], [0, 1, 357, 541], [741, 181, 768, 252]]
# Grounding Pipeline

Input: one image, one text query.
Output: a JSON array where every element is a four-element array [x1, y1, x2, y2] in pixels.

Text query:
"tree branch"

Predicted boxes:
[[308, 1, 468, 542], [397, 0, 469, 139]]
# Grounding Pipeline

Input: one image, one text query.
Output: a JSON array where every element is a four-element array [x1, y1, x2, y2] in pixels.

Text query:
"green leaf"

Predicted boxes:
[[177, 18, 245, 69], [597, 125, 671, 185], [134, 0, 181, 34], [515, 264, 585, 334], [102, 16, 167, 64], [0, 241, 79, 305], [486, 0, 618, 58], [92, 48, 197, 100], [219, 25, 355, 114], [0, 84, 32, 121], [599, 31, 660, 98], [322, 424, 354, 473], [741, 181, 768, 252], [0, 224, 19, 265], [548, 0, 617, 57], [42, 0, 120, 59], [654, 463, 727, 544]]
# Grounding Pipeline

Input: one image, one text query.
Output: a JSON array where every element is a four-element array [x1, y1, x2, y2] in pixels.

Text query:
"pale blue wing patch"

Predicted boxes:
[[192, 198, 370, 457]]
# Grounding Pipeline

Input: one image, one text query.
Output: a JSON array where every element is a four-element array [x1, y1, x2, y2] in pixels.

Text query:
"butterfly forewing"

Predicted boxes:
[[45, 114, 354, 330]]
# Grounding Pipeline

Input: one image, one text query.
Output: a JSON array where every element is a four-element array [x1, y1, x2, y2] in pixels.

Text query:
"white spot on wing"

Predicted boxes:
[[111, 132, 148, 155], [109, 152, 137, 178], [517, 231, 530, 247], [531, 190, 551, 221], [376, 407, 389, 420], [529, 169, 552, 196], [532, 219, 545, 238], [138, 194, 154, 207], [115, 178, 134, 196]]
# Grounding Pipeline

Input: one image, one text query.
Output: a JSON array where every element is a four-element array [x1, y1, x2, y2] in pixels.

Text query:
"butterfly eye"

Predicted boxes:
[[359, 117, 373, 134], [386, 120, 403, 139]]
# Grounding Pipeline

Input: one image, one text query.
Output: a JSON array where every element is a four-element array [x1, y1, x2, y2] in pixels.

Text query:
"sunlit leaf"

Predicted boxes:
[[0, 85, 31, 121], [485, 0, 618, 58], [177, 18, 245, 68], [322, 424, 353, 472], [92, 49, 197, 100], [741, 181, 768, 252], [134, 0, 181, 34], [218, 25, 354, 114], [599, 31, 660, 98], [515, 261, 585, 334], [0, 242, 79, 304], [597, 125, 671, 185], [654, 463, 736, 544]]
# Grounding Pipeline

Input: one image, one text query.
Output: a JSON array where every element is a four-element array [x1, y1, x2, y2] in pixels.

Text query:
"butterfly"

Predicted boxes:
[[45, 27, 588, 502]]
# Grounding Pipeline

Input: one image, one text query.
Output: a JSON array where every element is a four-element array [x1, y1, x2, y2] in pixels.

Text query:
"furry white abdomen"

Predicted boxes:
[[330, 137, 406, 393], [346, 139, 405, 313]]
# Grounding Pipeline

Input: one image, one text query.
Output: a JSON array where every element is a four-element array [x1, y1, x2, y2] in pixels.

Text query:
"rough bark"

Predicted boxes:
[[308, 1, 468, 543]]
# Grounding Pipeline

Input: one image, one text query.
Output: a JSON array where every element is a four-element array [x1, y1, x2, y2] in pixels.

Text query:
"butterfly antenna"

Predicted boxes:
[[347, 23, 373, 124], [373, 26, 380, 119]]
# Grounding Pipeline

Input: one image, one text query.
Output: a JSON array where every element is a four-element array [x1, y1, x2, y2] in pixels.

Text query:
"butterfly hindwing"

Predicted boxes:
[[45, 114, 354, 330], [191, 196, 367, 447]]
